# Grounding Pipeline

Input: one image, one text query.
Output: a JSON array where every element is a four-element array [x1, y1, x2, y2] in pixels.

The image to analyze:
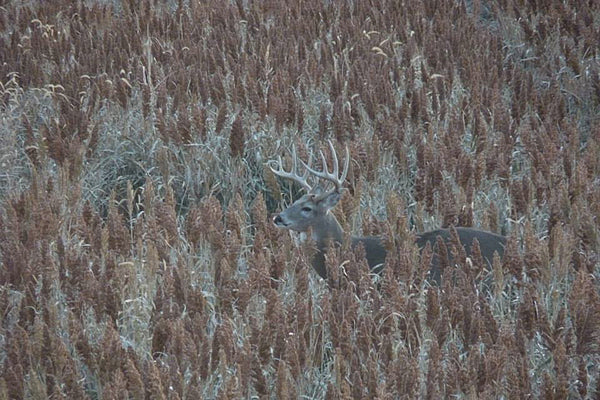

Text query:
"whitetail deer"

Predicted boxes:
[[268, 140, 506, 282]]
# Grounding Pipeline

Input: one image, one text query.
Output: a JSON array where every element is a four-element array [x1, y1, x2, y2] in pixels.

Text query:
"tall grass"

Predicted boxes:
[[0, 0, 598, 398]]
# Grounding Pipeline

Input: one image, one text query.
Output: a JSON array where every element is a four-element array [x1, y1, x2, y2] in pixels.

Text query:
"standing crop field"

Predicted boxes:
[[0, 1, 599, 399]]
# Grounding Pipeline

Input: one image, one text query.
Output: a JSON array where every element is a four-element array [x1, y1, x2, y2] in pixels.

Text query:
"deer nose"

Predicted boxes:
[[273, 215, 283, 225]]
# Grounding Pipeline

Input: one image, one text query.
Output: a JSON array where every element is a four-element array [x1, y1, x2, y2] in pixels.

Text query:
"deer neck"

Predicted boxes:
[[309, 212, 344, 279], [312, 211, 344, 248]]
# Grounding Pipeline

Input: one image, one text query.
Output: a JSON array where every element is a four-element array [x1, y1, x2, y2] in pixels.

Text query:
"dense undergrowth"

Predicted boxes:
[[0, 0, 599, 398]]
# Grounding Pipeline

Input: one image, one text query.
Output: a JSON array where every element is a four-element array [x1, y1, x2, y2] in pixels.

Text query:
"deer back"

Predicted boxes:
[[416, 227, 506, 284]]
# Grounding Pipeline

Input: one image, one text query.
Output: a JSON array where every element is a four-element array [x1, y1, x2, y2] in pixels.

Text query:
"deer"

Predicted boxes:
[[268, 140, 506, 284]]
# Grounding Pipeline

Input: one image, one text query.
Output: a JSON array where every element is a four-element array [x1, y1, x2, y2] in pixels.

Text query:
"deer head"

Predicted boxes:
[[268, 140, 349, 236]]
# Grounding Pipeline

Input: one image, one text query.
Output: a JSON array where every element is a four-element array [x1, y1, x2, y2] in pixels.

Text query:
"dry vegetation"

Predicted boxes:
[[0, 0, 599, 399]]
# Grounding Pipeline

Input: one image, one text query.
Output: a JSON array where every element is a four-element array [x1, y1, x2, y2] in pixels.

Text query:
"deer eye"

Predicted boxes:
[[301, 207, 312, 213]]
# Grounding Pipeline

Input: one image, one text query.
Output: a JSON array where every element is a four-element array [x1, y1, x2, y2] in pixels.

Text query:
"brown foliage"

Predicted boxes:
[[0, 0, 599, 397]]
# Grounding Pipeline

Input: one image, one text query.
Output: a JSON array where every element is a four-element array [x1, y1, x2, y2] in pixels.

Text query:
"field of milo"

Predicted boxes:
[[0, 1, 598, 398]]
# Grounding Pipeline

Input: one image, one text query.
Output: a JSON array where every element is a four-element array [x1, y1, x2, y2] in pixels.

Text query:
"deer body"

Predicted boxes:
[[277, 202, 504, 281], [269, 141, 505, 282]]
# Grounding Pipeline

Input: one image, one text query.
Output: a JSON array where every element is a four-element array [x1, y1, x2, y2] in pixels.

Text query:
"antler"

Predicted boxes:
[[302, 140, 349, 197], [268, 140, 349, 196], [267, 144, 314, 192]]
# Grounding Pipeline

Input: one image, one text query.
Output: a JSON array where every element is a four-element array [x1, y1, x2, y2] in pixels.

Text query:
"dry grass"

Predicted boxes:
[[0, 0, 599, 399]]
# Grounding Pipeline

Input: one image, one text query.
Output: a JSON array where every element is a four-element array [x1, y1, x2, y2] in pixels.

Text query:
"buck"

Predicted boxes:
[[268, 140, 506, 283]]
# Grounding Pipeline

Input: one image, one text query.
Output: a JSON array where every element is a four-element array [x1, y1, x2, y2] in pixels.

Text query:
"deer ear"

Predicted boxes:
[[317, 191, 341, 209]]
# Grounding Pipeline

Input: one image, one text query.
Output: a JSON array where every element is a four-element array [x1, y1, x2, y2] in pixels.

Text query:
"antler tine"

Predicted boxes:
[[268, 144, 313, 192], [301, 140, 350, 193], [292, 144, 316, 184]]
